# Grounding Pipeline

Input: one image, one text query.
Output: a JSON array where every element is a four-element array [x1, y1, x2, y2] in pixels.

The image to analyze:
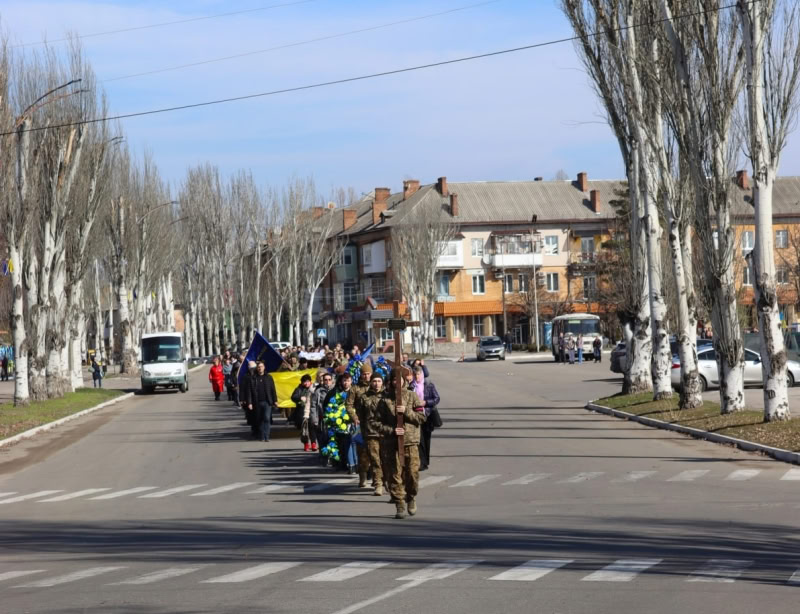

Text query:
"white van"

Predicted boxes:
[[140, 332, 188, 394]]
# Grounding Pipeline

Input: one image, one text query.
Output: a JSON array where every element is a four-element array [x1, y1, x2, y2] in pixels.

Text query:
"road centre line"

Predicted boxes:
[[139, 484, 207, 498], [397, 559, 483, 581], [301, 562, 390, 582], [581, 559, 663, 582], [201, 562, 301, 583], [90, 487, 158, 499], [15, 566, 126, 588], [189, 482, 254, 496], [246, 482, 306, 494], [0, 490, 63, 505], [489, 559, 573, 581], [39, 488, 111, 502]]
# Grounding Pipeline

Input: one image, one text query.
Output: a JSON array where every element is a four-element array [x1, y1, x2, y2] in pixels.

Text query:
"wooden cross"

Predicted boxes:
[[391, 300, 420, 467]]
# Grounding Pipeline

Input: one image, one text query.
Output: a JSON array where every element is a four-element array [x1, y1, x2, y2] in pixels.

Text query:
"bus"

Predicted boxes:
[[551, 314, 602, 362]]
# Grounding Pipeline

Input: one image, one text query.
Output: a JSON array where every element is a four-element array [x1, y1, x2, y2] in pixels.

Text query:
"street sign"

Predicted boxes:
[[387, 318, 407, 331], [316, 328, 327, 338]]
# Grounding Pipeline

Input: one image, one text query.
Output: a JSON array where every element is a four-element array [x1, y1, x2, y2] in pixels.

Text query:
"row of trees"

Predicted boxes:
[[561, 0, 800, 421], [1, 37, 354, 407]]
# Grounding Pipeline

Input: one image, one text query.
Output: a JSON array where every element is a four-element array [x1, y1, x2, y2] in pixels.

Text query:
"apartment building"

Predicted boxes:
[[314, 171, 800, 348]]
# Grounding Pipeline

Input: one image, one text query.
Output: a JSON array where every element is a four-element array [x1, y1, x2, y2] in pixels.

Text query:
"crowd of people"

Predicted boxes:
[[556, 333, 603, 364], [205, 345, 442, 519]]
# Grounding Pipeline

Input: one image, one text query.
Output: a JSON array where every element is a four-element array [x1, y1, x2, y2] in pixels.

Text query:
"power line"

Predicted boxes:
[[12, 0, 320, 48], [1, 1, 752, 137], [103, 0, 504, 83]]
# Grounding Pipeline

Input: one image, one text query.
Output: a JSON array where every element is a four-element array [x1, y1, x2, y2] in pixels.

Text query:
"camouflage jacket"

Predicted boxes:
[[345, 383, 368, 422], [357, 388, 387, 438], [368, 388, 426, 446]]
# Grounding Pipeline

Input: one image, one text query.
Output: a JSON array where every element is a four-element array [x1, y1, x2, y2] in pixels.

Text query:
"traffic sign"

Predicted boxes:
[[387, 318, 407, 331]]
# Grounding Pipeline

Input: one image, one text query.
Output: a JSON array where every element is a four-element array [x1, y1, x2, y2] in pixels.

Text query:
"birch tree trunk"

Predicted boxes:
[[107, 281, 114, 364], [9, 244, 30, 405]]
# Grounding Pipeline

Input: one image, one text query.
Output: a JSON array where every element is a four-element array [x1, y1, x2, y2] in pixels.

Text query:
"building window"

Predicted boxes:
[[337, 249, 353, 266], [544, 235, 559, 255], [471, 238, 484, 257], [519, 274, 529, 293], [371, 277, 386, 302], [435, 315, 446, 339], [777, 268, 789, 285], [742, 230, 754, 254], [472, 315, 484, 337], [472, 274, 485, 295], [454, 316, 465, 339], [546, 272, 559, 292], [583, 275, 597, 300], [504, 274, 514, 293], [580, 237, 595, 261], [776, 230, 789, 249], [441, 241, 458, 256], [343, 282, 358, 309], [361, 245, 372, 267], [379, 327, 393, 343], [743, 265, 752, 286], [437, 273, 450, 296]]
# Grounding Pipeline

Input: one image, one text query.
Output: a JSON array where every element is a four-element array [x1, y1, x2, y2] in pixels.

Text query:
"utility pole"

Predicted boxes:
[[500, 236, 507, 336], [530, 215, 541, 349]]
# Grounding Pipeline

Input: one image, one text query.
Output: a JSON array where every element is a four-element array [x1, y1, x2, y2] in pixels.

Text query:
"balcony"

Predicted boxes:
[[436, 294, 456, 303], [567, 251, 600, 276], [488, 252, 542, 268], [436, 252, 463, 269]]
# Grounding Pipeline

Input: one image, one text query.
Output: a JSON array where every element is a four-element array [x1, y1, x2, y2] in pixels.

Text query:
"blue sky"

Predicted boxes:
[[2, 0, 798, 196]]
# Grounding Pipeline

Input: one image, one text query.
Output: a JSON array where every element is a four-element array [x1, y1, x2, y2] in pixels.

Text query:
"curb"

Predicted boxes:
[[0, 392, 135, 449], [586, 402, 800, 465]]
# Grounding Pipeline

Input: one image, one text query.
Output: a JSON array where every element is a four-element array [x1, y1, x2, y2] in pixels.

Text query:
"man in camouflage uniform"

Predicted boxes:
[[348, 363, 372, 488], [369, 370, 425, 519], [356, 368, 388, 496]]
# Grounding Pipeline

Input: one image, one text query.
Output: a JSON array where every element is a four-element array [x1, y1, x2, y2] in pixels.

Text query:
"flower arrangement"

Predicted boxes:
[[320, 390, 351, 461], [371, 356, 391, 382]]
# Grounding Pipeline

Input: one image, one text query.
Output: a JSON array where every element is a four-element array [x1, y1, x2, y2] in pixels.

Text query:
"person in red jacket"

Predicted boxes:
[[208, 356, 225, 401]]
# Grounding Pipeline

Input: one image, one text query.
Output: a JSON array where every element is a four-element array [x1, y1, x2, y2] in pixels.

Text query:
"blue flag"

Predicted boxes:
[[360, 343, 375, 361], [238, 332, 284, 390]]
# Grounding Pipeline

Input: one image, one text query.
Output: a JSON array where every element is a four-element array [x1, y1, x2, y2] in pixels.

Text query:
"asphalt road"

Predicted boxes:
[[0, 358, 798, 614]]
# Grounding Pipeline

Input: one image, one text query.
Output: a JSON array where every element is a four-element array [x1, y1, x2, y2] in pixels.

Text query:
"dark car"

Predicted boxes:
[[476, 336, 506, 361]]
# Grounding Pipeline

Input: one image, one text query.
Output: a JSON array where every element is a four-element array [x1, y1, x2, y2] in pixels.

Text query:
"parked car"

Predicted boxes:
[[610, 342, 626, 374], [745, 331, 800, 363], [670, 346, 799, 391], [476, 336, 506, 361], [270, 341, 291, 351]]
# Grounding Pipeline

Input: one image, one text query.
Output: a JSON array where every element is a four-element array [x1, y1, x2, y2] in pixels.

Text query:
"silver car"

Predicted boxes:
[[671, 346, 799, 391], [476, 336, 506, 361]]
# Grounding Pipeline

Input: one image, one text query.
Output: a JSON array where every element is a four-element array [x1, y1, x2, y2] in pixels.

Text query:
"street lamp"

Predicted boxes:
[[530, 215, 542, 349]]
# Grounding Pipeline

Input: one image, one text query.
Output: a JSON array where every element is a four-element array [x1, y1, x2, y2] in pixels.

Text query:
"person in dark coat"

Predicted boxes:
[[248, 361, 277, 442], [323, 372, 355, 472], [408, 366, 440, 471], [91, 358, 103, 388], [239, 360, 256, 436], [291, 374, 314, 451]]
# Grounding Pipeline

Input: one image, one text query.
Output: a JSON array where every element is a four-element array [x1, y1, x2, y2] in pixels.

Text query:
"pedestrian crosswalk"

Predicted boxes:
[[2, 557, 798, 590], [0, 465, 798, 508]]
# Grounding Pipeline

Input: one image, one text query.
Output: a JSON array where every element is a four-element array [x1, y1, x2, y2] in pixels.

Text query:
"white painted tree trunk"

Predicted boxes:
[[94, 261, 103, 363], [9, 244, 30, 405], [167, 272, 176, 331], [204, 290, 216, 356], [107, 281, 114, 365], [305, 293, 316, 348], [27, 249, 49, 402], [117, 277, 138, 374], [667, 210, 702, 408], [47, 254, 71, 398], [69, 309, 85, 391]]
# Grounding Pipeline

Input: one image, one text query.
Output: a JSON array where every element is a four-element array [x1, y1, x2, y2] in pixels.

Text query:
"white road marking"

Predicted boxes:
[[306, 479, 354, 492], [419, 475, 452, 488], [559, 472, 604, 484], [139, 484, 207, 498], [201, 562, 301, 583], [397, 559, 483, 581], [15, 566, 126, 588], [0, 570, 45, 582], [780, 468, 800, 481], [110, 566, 206, 585], [90, 487, 158, 500], [725, 469, 762, 481], [582, 559, 662, 582], [300, 561, 390, 582], [0, 490, 63, 505], [502, 473, 550, 486], [489, 559, 573, 581], [39, 488, 111, 502], [789, 569, 800, 585], [0, 492, 16, 498], [189, 482, 254, 497], [688, 559, 752, 582], [612, 471, 657, 483], [246, 482, 305, 494], [329, 579, 425, 614], [449, 475, 500, 488], [667, 470, 710, 482]]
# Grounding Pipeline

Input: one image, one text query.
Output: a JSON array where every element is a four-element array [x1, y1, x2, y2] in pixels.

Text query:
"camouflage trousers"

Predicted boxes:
[[384, 441, 420, 503], [358, 437, 383, 487]]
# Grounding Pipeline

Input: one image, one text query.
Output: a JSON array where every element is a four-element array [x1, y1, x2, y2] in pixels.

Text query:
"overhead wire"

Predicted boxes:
[[1, 0, 755, 137], [12, 0, 320, 48], [103, 0, 504, 83]]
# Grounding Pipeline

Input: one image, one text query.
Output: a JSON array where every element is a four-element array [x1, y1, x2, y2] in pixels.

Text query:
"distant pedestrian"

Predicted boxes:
[[222, 357, 234, 401], [567, 336, 576, 365], [577, 334, 584, 363], [409, 366, 441, 472], [240, 360, 257, 436], [504, 331, 513, 354], [558, 333, 566, 364], [593, 337, 602, 363], [208, 356, 225, 401], [248, 361, 277, 442], [1, 355, 8, 382], [291, 374, 315, 451], [91, 358, 103, 388]]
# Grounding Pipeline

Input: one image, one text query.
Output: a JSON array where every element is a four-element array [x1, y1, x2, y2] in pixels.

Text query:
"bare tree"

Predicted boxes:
[[737, 0, 800, 421]]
